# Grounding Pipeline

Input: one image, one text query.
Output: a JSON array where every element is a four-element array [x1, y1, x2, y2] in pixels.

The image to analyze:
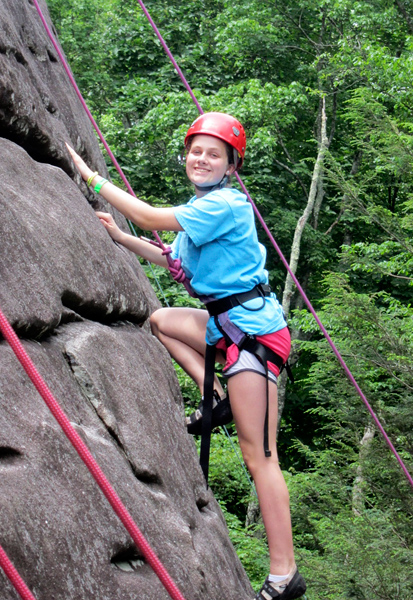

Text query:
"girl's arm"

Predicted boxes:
[[67, 144, 183, 233], [96, 212, 168, 267]]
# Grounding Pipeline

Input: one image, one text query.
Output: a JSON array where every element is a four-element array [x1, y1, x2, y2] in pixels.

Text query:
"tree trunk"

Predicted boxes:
[[282, 96, 329, 316], [352, 424, 375, 515], [276, 98, 329, 422], [245, 497, 263, 534]]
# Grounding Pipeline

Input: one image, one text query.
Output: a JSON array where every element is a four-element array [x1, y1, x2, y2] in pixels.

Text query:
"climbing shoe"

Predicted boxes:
[[255, 568, 306, 600], [186, 391, 232, 435]]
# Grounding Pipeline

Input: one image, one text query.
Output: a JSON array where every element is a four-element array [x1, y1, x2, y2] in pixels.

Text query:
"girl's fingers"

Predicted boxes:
[[95, 212, 121, 240], [65, 142, 91, 178], [65, 143, 81, 163], [96, 212, 114, 226], [95, 211, 110, 220]]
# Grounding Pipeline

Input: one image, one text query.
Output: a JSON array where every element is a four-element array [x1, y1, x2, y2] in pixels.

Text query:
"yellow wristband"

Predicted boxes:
[[86, 171, 98, 187]]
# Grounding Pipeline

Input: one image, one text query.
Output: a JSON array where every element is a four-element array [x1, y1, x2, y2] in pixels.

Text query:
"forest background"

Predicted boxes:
[[46, 1, 413, 598]]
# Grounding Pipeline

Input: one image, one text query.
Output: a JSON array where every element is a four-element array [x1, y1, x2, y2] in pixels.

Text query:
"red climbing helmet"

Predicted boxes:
[[184, 112, 246, 168]]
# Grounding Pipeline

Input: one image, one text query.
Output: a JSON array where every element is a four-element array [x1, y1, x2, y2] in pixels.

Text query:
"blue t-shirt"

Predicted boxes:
[[172, 188, 286, 344]]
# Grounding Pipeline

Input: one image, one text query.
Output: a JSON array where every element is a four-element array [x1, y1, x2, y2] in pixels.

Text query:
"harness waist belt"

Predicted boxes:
[[205, 284, 272, 317]]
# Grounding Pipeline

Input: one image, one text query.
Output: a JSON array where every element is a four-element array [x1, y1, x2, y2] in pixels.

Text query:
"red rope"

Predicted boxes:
[[0, 545, 37, 600], [0, 309, 187, 600]]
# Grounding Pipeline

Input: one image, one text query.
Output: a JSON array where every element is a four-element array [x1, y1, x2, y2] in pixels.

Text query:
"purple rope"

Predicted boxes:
[[30, 0, 166, 251], [136, 1, 413, 488], [136, 1, 204, 115], [31, 0, 412, 488]]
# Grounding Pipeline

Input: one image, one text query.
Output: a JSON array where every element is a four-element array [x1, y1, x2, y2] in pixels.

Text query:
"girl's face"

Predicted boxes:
[[186, 134, 235, 195]]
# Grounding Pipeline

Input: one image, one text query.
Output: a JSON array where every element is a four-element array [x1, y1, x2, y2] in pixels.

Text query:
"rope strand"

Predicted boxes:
[[0, 545, 38, 600], [0, 310, 187, 600], [136, 0, 413, 490]]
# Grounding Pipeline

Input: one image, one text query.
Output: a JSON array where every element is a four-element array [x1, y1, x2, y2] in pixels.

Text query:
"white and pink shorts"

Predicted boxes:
[[216, 326, 291, 384]]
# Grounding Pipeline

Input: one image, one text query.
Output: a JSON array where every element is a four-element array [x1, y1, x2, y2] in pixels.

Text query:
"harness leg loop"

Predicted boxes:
[[199, 343, 216, 485]]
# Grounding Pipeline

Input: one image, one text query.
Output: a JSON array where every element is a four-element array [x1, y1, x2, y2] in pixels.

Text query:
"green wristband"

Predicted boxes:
[[94, 178, 108, 194]]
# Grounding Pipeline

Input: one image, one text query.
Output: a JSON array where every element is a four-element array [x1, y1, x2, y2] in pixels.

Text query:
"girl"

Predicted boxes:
[[67, 112, 306, 600]]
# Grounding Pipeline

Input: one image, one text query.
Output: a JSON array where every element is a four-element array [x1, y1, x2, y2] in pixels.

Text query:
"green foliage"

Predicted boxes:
[[208, 430, 255, 518], [290, 271, 413, 597], [288, 461, 413, 599], [220, 505, 269, 590]]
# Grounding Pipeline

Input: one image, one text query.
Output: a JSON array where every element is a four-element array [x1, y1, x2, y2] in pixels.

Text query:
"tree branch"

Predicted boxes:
[[274, 121, 296, 164], [274, 159, 309, 199], [323, 208, 344, 236], [282, 97, 329, 315], [394, 0, 413, 33], [352, 424, 375, 516]]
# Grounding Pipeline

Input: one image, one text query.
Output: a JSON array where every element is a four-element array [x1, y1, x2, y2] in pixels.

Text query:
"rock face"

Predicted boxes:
[[0, 2, 253, 599]]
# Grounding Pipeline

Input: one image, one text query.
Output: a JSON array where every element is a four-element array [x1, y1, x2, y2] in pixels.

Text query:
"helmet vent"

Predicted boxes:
[[232, 126, 240, 137]]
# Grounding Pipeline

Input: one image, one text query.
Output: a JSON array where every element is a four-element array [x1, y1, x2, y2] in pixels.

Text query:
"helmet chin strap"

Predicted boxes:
[[194, 174, 229, 193]]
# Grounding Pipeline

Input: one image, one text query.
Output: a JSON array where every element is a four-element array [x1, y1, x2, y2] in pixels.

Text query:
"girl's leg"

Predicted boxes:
[[150, 307, 225, 396], [228, 371, 295, 575]]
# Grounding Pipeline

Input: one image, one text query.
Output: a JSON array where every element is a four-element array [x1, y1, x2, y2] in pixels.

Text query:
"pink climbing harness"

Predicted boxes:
[[198, 285, 294, 481]]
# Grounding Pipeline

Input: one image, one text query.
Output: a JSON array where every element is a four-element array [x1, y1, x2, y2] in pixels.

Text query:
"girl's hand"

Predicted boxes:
[[95, 211, 125, 243], [66, 143, 95, 182]]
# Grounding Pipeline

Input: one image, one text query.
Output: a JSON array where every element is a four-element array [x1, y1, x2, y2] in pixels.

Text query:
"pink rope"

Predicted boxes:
[[0, 545, 37, 600], [30, 4, 136, 202], [134, 1, 413, 488], [30, 1, 412, 488], [31, 0, 195, 297], [0, 310, 187, 600], [136, 1, 204, 114]]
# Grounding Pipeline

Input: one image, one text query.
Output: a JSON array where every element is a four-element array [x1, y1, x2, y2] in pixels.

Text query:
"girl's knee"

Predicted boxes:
[[238, 443, 259, 474], [149, 307, 168, 336], [240, 442, 280, 477]]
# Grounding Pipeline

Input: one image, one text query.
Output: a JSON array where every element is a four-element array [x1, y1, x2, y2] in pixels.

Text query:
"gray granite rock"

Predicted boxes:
[[0, 1, 254, 599], [0, 137, 155, 336], [0, 324, 252, 600], [0, 0, 107, 190]]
